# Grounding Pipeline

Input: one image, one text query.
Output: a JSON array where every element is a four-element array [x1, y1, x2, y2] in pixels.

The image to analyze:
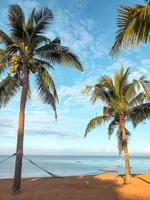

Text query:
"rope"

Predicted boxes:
[[0, 154, 142, 178], [23, 155, 61, 178], [0, 153, 16, 165]]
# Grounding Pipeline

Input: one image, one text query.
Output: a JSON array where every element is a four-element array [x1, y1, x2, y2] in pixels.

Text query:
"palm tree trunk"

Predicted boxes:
[[119, 114, 131, 184], [123, 145, 131, 184], [12, 65, 29, 193]]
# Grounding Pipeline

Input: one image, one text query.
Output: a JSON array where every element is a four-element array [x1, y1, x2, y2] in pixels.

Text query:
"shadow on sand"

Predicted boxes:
[[0, 174, 150, 200]]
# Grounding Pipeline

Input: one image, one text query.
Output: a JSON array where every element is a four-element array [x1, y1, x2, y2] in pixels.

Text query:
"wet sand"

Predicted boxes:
[[0, 174, 150, 200]]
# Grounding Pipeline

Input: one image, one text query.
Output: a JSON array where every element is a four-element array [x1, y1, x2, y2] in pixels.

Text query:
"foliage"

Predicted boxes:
[[84, 67, 150, 153], [0, 4, 83, 117], [110, 3, 150, 57]]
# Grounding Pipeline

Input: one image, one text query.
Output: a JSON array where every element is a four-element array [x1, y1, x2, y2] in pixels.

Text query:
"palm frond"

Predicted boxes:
[[0, 30, 12, 46], [0, 49, 10, 74], [34, 58, 54, 69], [29, 35, 49, 50], [82, 86, 93, 94], [110, 5, 150, 57], [0, 74, 21, 106], [99, 75, 114, 90], [91, 87, 112, 104], [139, 75, 150, 96], [36, 67, 58, 119], [129, 92, 145, 107], [36, 38, 83, 71], [8, 4, 25, 39], [26, 10, 53, 50], [110, 6, 136, 57], [59, 51, 83, 71], [30, 7, 53, 38], [108, 119, 118, 139], [39, 66, 58, 101], [113, 67, 130, 96], [125, 82, 136, 103], [129, 103, 150, 127], [82, 84, 112, 104], [26, 8, 35, 32], [85, 116, 111, 137], [119, 67, 130, 94], [125, 76, 150, 103]]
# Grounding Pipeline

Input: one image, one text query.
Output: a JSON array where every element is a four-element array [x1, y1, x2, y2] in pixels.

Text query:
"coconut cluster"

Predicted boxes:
[[10, 55, 42, 74], [10, 55, 21, 73]]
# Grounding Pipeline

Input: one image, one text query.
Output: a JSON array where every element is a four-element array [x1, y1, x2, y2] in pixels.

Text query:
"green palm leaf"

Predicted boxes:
[[36, 67, 58, 119], [84, 66, 150, 156], [34, 58, 54, 69], [0, 74, 21, 106], [108, 119, 118, 139], [32, 7, 53, 34], [0, 3, 83, 119], [85, 116, 111, 137], [110, 5, 150, 57], [36, 38, 83, 71], [0, 30, 12, 46], [129, 103, 150, 127], [8, 4, 25, 39], [129, 92, 145, 107], [82, 86, 93, 94]]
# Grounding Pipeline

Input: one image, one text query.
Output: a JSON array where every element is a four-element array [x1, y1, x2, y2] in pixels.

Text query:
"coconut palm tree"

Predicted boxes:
[[83, 67, 150, 184], [110, 0, 150, 57], [0, 4, 83, 193]]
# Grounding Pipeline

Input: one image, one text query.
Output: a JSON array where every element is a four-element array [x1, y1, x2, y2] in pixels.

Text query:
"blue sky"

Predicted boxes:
[[0, 0, 150, 155]]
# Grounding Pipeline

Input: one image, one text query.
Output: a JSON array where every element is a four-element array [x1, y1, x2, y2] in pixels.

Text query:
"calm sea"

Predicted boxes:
[[0, 155, 149, 178]]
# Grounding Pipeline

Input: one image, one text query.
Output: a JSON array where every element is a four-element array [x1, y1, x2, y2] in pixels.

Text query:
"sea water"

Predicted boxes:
[[0, 155, 149, 178]]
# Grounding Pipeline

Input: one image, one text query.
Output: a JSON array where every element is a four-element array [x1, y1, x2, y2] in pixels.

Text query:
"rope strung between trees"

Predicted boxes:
[[0, 153, 16, 165], [23, 155, 61, 178], [1, 154, 148, 178], [0, 154, 61, 178]]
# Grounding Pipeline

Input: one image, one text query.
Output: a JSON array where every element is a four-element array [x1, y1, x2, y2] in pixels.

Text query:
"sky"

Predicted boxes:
[[0, 0, 150, 155]]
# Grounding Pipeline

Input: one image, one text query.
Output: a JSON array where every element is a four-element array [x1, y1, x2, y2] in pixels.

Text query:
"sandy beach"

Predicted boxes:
[[0, 174, 150, 200]]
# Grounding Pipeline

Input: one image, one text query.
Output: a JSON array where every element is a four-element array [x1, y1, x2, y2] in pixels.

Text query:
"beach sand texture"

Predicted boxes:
[[0, 174, 150, 200]]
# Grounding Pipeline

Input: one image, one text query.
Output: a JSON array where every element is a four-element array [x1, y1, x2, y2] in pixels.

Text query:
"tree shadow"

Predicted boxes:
[[0, 174, 150, 200], [132, 174, 150, 185]]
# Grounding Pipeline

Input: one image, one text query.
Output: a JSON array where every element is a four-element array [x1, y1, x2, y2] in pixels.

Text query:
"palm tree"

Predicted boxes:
[[83, 67, 150, 184], [0, 4, 83, 193], [110, 0, 150, 57]]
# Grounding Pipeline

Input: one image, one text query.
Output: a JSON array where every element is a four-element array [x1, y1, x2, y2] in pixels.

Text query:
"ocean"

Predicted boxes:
[[0, 155, 149, 179]]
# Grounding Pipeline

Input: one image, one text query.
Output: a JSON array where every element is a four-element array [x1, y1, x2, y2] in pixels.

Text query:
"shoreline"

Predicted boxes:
[[0, 174, 150, 200], [0, 172, 149, 179]]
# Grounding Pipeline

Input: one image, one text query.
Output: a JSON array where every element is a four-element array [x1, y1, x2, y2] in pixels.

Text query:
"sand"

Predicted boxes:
[[0, 174, 150, 200]]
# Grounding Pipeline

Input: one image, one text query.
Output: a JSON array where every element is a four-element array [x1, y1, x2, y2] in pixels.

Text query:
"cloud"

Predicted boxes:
[[141, 147, 150, 154], [25, 129, 81, 139], [0, 119, 14, 128], [0, 0, 150, 155], [45, 0, 110, 66]]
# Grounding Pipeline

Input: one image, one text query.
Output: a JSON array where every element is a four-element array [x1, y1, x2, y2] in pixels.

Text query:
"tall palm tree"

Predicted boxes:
[[83, 67, 150, 184], [0, 4, 83, 193], [110, 0, 150, 57]]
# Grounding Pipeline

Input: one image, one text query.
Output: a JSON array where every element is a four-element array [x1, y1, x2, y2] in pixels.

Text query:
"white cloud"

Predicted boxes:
[[141, 147, 150, 154]]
